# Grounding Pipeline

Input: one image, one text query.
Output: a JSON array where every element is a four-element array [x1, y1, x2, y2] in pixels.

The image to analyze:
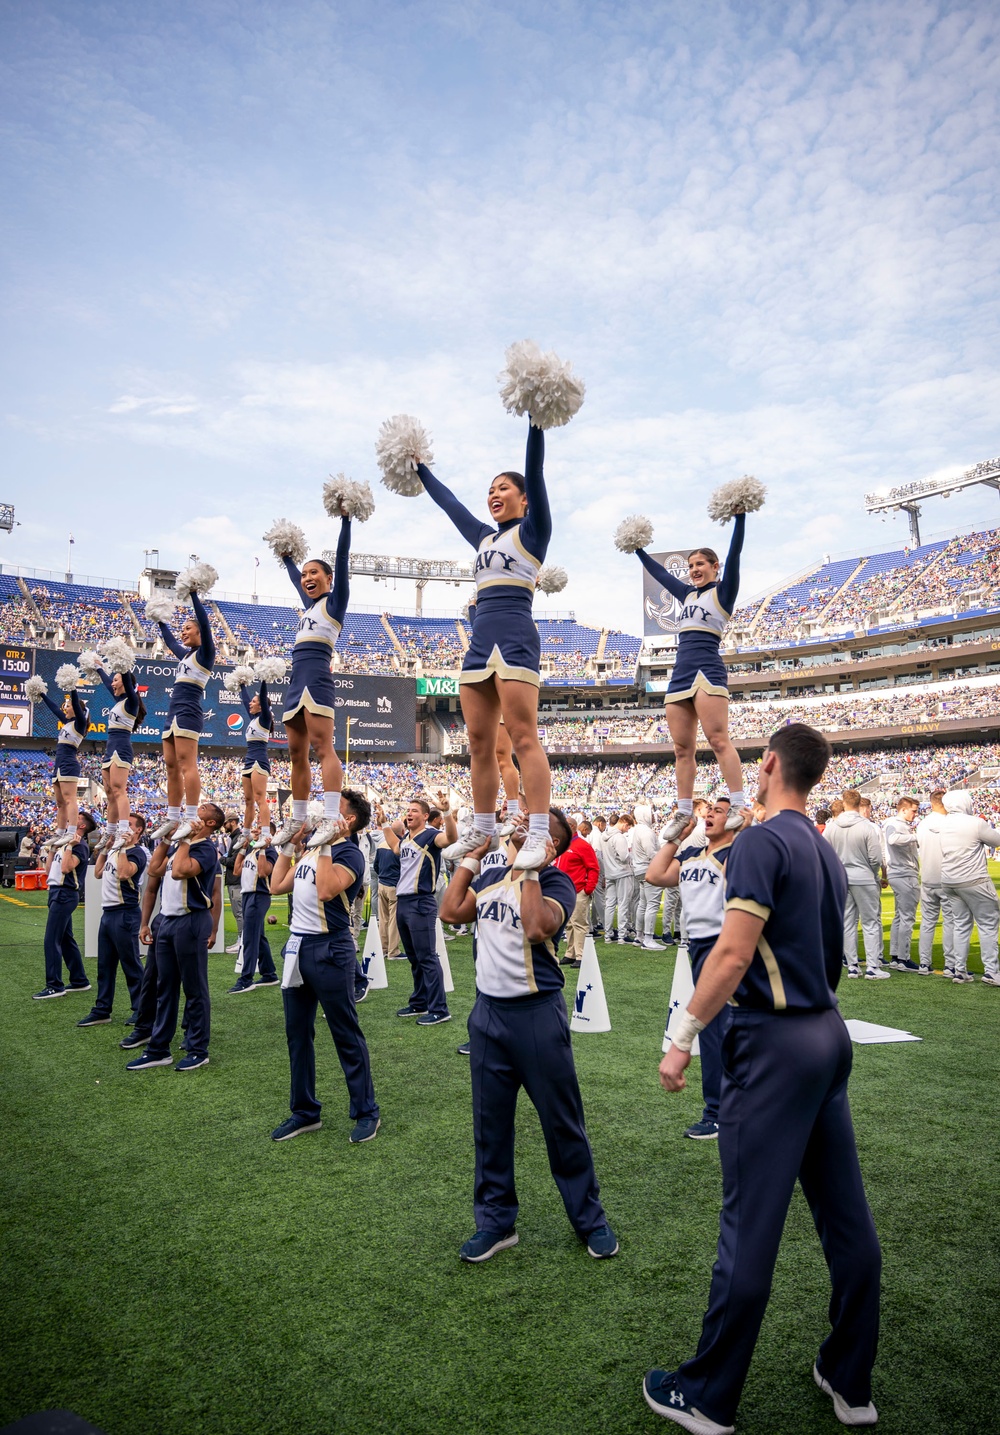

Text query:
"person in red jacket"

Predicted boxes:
[[556, 818, 601, 968]]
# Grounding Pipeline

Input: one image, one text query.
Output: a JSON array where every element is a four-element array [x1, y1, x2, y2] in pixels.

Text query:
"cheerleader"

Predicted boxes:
[[225, 662, 284, 853], [375, 341, 584, 871], [263, 477, 375, 850], [82, 642, 145, 854], [146, 566, 218, 844], [615, 476, 766, 838], [26, 670, 90, 849], [466, 601, 523, 831]]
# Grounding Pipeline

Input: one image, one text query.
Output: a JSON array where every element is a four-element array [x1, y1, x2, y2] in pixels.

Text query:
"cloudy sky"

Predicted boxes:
[[3, 0, 999, 632]]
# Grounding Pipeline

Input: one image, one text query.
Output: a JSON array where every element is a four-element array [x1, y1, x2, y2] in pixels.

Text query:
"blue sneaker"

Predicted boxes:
[[416, 1011, 452, 1026], [354, 982, 370, 1004], [32, 986, 67, 1000], [684, 1120, 719, 1141], [396, 1005, 426, 1018], [120, 1030, 151, 1049], [77, 1010, 112, 1026], [271, 1115, 323, 1141], [254, 975, 280, 987], [457, 1041, 471, 1055], [349, 1116, 380, 1144], [586, 1223, 619, 1258], [813, 1362, 878, 1426], [642, 1370, 734, 1432], [227, 982, 255, 994], [175, 1054, 209, 1071], [126, 1050, 173, 1070], [890, 957, 920, 972], [460, 1228, 519, 1263]]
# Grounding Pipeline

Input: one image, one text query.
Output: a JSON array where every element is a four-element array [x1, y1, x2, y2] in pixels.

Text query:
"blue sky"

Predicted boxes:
[[3, 0, 999, 632]]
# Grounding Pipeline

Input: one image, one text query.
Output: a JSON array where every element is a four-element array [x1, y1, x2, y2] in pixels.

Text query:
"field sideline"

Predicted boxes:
[[1, 885, 998, 1435]]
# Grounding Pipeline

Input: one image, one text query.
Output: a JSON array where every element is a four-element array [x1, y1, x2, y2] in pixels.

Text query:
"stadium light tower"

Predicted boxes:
[[324, 550, 475, 614], [865, 454, 1000, 546], [0, 502, 16, 533]]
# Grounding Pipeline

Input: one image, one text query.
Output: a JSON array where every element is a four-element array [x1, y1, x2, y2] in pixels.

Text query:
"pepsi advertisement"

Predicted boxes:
[[29, 652, 416, 754]]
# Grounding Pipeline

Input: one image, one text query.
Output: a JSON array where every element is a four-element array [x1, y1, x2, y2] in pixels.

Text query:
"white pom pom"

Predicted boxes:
[[55, 663, 80, 692], [100, 637, 138, 673], [707, 475, 767, 525], [25, 675, 48, 702], [224, 665, 256, 692], [498, 340, 585, 430], [254, 656, 287, 683], [175, 561, 219, 603], [263, 518, 308, 567], [323, 474, 376, 523], [144, 592, 176, 625], [375, 414, 434, 496], [77, 649, 102, 675], [537, 564, 568, 594], [614, 515, 655, 553]]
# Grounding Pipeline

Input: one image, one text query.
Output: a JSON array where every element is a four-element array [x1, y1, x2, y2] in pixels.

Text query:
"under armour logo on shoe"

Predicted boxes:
[[669, 1391, 685, 1407]]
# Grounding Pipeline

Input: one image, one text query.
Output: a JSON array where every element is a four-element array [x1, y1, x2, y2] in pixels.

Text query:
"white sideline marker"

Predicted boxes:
[[662, 945, 701, 1056], [435, 919, 455, 993], [360, 917, 388, 990]]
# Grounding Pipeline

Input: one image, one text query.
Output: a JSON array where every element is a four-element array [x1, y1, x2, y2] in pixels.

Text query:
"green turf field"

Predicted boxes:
[[1, 886, 998, 1435]]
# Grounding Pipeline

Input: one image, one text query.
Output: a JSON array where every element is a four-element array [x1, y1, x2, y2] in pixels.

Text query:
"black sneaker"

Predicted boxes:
[[642, 1370, 733, 1433], [586, 1223, 620, 1258], [77, 1011, 112, 1027], [32, 986, 67, 1000], [254, 975, 280, 987], [684, 1120, 719, 1141], [120, 1030, 151, 1049], [396, 1005, 426, 1018], [349, 1116, 380, 1144], [354, 982, 370, 1003], [460, 1228, 518, 1263], [416, 1011, 452, 1026], [126, 1050, 173, 1070], [68, 982, 92, 993], [271, 1115, 323, 1141], [226, 982, 255, 994], [457, 1041, 471, 1055]]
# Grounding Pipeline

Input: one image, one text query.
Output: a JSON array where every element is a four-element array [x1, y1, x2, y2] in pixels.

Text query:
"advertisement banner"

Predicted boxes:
[[416, 675, 459, 696], [642, 550, 695, 637], [0, 644, 33, 738], [29, 652, 417, 754]]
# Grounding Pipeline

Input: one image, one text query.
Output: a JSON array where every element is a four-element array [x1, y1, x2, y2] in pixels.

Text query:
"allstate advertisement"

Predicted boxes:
[[29, 652, 416, 753]]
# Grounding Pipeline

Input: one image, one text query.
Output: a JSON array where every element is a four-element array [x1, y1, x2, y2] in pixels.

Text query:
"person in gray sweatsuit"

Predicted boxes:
[[631, 804, 665, 950], [939, 789, 1000, 986], [824, 790, 888, 979], [602, 816, 634, 943]]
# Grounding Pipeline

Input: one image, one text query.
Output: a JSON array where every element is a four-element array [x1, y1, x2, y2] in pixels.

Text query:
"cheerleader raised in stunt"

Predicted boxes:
[[615, 475, 766, 839], [25, 667, 90, 849], [264, 476, 375, 850], [225, 661, 285, 854], [376, 341, 584, 871], [145, 564, 218, 844], [82, 640, 146, 854]]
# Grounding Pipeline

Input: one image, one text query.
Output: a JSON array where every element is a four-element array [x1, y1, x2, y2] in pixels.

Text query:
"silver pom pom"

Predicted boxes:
[[25, 675, 48, 702], [175, 561, 219, 603], [144, 592, 177, 625], [254, 656, 287, 683], [498, 340, 585, 430], [375, 414, 434, 496], [100, 637, 138, 673], [55, 663, 80, 692], [614, 515, 655, 553], [323, 474, 376, 523], [707, 475, 767, 524], [77, 649, 102, 675], [307, 799, 325, 821], [223, 665, 257, 692], [537, 564, 568, 594], [263, 518, 309, 567]]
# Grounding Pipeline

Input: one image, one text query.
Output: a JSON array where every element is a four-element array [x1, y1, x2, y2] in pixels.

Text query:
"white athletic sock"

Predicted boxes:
[[528, 812, 549, 837], [117, 819, 130, 834], [506, 798, 520, 818], [324, 790, 342, 819], [184, 804, 198, 821], [474, 811, 496, 835], [729, 789, 746, 808], [167, 806, 181, 822], [292, 799, 308, 822], [678, 798, 694, 816], [242, 826, 252, 837]]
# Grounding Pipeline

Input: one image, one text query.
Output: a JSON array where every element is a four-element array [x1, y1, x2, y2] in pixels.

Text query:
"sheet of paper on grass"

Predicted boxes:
[[845, 1018, 922, 1044]]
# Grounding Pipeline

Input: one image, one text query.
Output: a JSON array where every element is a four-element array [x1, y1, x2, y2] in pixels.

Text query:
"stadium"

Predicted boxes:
[[4, 7, 999, 1431]]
